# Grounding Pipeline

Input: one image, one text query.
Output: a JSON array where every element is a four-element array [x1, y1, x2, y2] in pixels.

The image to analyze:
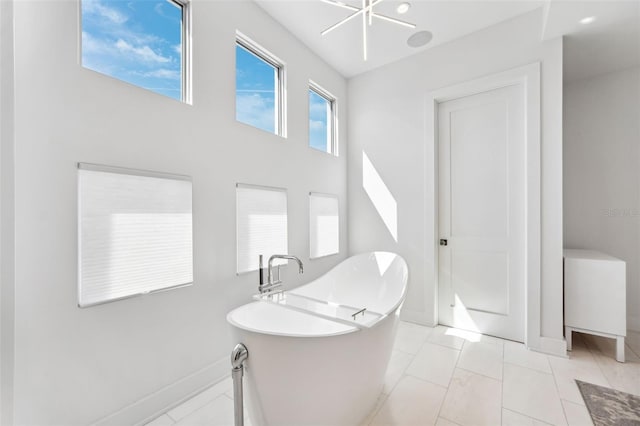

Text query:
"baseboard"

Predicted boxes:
[[532, 335, 567, 358], [93, 356, 229, 426], [628, 315, 640, 332], [400, 309, 436, 327]]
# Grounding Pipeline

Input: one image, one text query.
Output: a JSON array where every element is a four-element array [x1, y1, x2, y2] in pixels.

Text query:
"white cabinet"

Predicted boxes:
[[563, 249, 626, 362]]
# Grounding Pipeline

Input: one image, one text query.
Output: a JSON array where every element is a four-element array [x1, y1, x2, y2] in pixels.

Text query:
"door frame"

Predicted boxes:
[[426, 63, 541, 350]]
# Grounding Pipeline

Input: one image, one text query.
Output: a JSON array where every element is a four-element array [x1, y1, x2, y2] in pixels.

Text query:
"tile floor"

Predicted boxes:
[[146, 322, 640, 426]]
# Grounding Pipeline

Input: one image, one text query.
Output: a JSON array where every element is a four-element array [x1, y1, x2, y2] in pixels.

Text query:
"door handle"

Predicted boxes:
[[440, 239, 448, 246]]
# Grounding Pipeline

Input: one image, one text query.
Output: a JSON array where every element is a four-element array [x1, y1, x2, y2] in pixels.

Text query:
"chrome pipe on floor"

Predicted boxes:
[[231, 343, 249, 426]]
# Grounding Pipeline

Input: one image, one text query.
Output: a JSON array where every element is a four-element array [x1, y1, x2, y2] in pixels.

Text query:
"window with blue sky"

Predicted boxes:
[[309, 84, 336, 155], [81, 0, 185, 101], [235, 38, 281, 135]]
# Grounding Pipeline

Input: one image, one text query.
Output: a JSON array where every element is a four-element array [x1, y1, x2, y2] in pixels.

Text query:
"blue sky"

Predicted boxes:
[[82, 0, 329, 143], [235, 45, 277, 134], [82, 0, 183, 100], [309, 90, 330, 152]]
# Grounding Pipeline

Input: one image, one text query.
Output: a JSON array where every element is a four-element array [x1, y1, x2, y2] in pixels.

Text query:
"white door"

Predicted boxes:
[[438, 83, 525, 342]]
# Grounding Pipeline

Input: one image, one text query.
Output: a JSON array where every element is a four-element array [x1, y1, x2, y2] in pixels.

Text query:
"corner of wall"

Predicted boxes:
[[0, 0, 16, 424]]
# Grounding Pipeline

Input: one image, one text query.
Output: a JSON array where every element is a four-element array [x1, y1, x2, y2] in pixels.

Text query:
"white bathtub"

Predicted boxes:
[[227, 252, 408, 426]]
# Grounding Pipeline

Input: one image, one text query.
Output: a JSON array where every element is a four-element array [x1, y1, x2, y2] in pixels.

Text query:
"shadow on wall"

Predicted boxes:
[[362, 151, 398, 242]]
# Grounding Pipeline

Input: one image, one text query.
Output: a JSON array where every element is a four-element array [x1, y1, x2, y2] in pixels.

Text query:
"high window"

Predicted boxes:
[[309, 82, 337, 155], [236, 32, 286, 136], [81, 0, 190, 102]]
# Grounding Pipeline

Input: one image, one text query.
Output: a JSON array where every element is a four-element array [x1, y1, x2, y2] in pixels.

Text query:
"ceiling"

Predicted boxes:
[[542, 1, 640, 82], [255, 0, 544, 78], [255, 0, 640, 81]]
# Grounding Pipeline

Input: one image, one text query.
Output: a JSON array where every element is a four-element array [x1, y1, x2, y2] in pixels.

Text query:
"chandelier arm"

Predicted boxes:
[[321, 8, 365, 35], [319, 0, 359, 12], [371, 13, 416, 28], [362, 0, 368, 60], [320, 0, 384, 36]]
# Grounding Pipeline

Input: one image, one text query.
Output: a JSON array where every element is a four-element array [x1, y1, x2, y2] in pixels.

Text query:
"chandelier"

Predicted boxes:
[[320, 0, 416, 60]]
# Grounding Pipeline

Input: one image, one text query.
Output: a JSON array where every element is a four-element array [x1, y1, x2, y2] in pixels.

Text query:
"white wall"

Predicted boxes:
[[348, 9, 565, 348], [0, 0, 16, 424], [564, 67, 640, 331], [10, 1, 348, 424]]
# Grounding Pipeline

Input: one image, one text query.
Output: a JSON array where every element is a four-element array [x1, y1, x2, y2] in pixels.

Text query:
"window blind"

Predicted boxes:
[[236, 184, 288, 274], [309, 192, 339, 259], [78, 163, 193, 307]]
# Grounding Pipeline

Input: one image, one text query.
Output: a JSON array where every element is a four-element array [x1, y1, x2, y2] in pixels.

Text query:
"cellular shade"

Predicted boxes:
[[78, 163, 193, 307], [236, 184, 288, 274], [309, 193, 339, 259]]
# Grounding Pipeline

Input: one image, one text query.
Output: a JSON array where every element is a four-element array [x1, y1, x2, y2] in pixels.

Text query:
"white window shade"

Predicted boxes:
[[78, 163, 193, 307], [236, 184, 288, 274], [309, 192, 339, 259]]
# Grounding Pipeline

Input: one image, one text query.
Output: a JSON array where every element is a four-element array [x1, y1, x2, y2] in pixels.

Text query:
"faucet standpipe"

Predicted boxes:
[[258, 254, 304, 295], [230, 343, 248, 426]]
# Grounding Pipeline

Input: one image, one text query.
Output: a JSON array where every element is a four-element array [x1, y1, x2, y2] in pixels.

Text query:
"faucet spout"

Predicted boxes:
[[262, 254, 304, 294]]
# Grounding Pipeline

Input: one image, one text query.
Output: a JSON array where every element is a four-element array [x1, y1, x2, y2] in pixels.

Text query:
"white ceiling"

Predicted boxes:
[[542, 1, 640, 82], [255, 0, 640, 80], [255, 0, 544, 78]]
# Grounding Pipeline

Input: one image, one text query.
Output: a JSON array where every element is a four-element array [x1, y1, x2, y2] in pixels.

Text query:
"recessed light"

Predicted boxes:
[[407, 30, 432, 48], [397, 2, 411, 14], [580, 16, 596, 25]]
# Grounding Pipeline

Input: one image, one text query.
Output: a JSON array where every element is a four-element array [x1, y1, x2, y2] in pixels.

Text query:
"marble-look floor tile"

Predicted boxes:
[[549, 348, 610, 405], [436, 417, 461, 426], [175, 395, 234, 426], [457, 341, 504, 380], [439, 368, 502, 426], [427, 326, 466, 350], [591, 351, 640, 396], [405, 342, 460, 387], [145, 414, 175, 426], [169, 378, 232, 422], [504, 341, 552, 374], [561, 399, 593, 426], [370, 376, 446, 426], [583, 334, 640, 362], [501, 409, 552, 426], [503, 363, 567, 425], [383, 349, 415, 393], [393, 321, 433, 355]]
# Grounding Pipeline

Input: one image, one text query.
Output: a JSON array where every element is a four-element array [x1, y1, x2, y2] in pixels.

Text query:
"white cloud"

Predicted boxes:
[[309, 98, 329, 115], [83, 0, 128, 24], [236, 93, 276, 133], [173, 43, 182, 54], [137, 69, 181, 80], [115, 39, 171, 63], [309, 119, 326, 131]]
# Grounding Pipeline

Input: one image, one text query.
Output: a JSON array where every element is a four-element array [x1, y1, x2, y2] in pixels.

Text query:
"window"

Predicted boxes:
[[309, 193, 339, 259], [236, 184, 288, 274], [78, 163, 193, 307], [309, 82, 337, 155], [81, 0, 191, 102], [236, 32, 285, 136]]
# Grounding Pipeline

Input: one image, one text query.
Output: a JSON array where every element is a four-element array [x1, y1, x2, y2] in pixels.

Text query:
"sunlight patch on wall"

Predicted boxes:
[[362, 152, 398, 242]]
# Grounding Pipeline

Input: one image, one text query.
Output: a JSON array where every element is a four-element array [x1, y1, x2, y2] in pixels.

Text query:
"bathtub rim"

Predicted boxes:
[[226, 301, 358, 338], [289, 251, 409, 317], [227, 251, 408, 338]]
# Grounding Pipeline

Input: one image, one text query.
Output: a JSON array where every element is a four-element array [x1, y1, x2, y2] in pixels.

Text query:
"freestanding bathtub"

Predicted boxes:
[[227, 252, 408, 426]]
